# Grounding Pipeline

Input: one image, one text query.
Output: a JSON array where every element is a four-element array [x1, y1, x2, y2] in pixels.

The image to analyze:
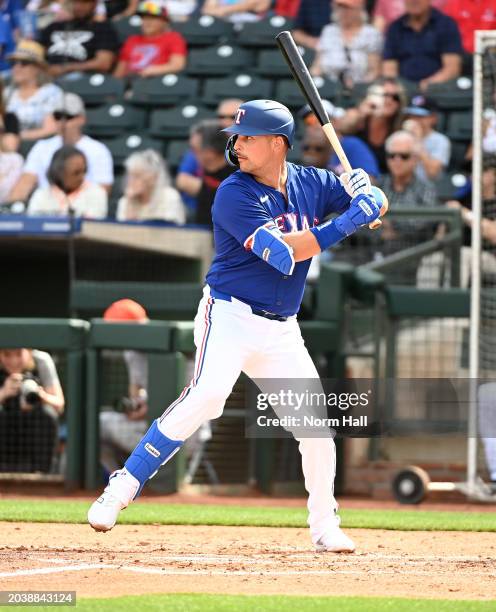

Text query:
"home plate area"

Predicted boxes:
[[1, 523, 495, 600]]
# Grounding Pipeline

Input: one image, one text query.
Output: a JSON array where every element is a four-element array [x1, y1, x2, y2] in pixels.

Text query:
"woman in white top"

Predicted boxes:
[[117, 149, 185, 224], [4, 39, 63, 143], [310, 0, 383, 89], [28, 145, 107, 218]]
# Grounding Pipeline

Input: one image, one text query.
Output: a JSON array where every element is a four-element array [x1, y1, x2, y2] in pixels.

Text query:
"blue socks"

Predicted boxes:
[[124, 419, 183, 498]]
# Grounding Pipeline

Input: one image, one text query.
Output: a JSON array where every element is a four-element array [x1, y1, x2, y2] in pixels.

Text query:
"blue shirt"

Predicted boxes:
[[383, 8, 463, 82], [0, 12, 15, 72], [294, 0, 331, 38], [177, 149, 200, 211], [206, 162, 350, 317], [329, 136, 379, 178]]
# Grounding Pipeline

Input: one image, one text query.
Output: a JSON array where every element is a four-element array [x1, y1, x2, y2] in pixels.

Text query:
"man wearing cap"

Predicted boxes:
[[88, 99, 387, 554], [38, 0, 119, 77], [8, 92, 113, 204], [402, 94, 451, 182], [114, 1, 187, 79]]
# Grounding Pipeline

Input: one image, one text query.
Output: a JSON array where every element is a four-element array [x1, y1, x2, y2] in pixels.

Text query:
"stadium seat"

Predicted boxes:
[[275, 76, 340, 110], [450, 141, 470, 172], [187, 44, 254, 77], [236, 15, 294, 48], [102, 133, 164, 169], [202, 74, 272, 107], [165, 139, 190, 171], [256, 47, 315, 78], [129, 74, 200, 107], [426, 78, 473, 111], [174, 15, 233, 46], [85, 103, 146, 138], [446, 111, 473, 142], [113, 14, 142, 44], [56, 73, 125, 106], [434, 172, 469, 201], [148, 104, 211, 139]]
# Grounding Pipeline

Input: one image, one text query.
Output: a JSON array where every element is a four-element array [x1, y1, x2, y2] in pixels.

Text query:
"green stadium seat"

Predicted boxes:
[[446, 111, 473, 142], [236, 15, 294, 48], [187, 44, 254, 77], [202, 74, 272, 107], [148, 104, 211, 139], [450, 141, 470, 171], [85, 103, 146, 138], [165, 139, 190, 171], [433, 172, 469, 201], [275, 76, 340, 110], [56, 73, 125, 106], [175, 15, 233, 46], [129, 74, 200, 107], [113, 14, 142, 44], [256, 47, 315, 78], [426, 77, 473, 111], [102, 133, 164, 168]]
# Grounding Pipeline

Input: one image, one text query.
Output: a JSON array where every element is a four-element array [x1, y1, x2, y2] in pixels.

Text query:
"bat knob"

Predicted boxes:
[[368, 186, 388, 230]]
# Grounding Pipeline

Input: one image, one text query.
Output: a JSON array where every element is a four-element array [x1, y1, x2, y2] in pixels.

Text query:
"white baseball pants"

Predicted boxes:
[[157, 286, 338, 543]]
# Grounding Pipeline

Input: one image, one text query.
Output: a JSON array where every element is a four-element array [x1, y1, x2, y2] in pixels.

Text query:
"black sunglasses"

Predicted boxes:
[[387, 152, 412, 160], [53, 111, 77, 121], [13, 60, 35, 67]]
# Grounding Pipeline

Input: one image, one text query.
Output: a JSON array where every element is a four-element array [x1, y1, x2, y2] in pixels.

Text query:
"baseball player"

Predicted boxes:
[[88, 100, 385, 552]]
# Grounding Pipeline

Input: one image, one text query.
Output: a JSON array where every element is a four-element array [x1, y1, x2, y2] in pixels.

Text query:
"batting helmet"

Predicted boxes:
[[223, 99, 295, 167]]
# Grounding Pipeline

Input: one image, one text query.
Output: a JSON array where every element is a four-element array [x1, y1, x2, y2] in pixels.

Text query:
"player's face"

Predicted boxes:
[[234, 135, 282, 173]]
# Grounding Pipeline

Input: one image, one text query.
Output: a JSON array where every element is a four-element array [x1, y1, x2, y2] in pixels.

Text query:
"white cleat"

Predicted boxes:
[[315, 526, 356, 553], [87, 491, 125, 532]]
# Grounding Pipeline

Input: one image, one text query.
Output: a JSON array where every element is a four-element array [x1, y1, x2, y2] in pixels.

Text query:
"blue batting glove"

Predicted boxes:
[[335, 193, 381, 236]]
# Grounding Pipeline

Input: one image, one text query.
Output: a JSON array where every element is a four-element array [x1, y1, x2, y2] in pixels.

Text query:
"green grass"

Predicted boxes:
[[0, 499, 495, 531], [29, 594, 496, 611]]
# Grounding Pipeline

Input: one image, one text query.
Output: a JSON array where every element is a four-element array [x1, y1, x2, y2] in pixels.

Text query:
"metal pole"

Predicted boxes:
[[467, 30, 484, 494]]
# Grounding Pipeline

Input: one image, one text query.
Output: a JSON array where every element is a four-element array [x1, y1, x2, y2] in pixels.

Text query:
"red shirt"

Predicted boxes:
[[442, 0, 496, 53], [119, 31, 187, 73]]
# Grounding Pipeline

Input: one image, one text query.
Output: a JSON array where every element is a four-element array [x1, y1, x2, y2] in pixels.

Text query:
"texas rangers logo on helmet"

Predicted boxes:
[[235, 109, 246, 124]]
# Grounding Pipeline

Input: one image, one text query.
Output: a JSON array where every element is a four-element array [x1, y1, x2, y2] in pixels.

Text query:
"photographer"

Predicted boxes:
[[0, 348, 64, 473]]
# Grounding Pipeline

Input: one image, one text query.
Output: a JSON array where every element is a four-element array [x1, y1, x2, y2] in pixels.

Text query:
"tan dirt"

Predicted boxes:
[[1, 522, 495, 601]]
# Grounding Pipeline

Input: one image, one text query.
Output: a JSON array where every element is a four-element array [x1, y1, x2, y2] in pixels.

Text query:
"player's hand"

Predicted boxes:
[[335, 193, 381, 236], [339, 168, 371, 198]]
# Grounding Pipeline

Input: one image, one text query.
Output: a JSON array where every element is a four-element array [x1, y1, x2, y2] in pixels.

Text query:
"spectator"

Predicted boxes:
[[8, 93, 113, 203], [25, 0, 71, 30], [300, 103, 379, 178], [189, 119, 235, 227], [0, 347, 64, 473], [176, 98, 243, 213], [310, 0, 382, 89], [402, 94, 451, 182], [0, 77, 20, 152], [442, 0, 496, 54], [340, 77, 407, 173], [0, 148, 23, 203], [99, 299, 149, 475], [382, 0, 463, 90], [38, 0, 119, 77], [292, 0, 332, 50], [100, 0, 139, 19], [0, 6, 17, 76], [117, 149, 185, 223], [4, 40, 63, 143], [201, 0, 271, 23], [161, 0, 197, 21], [28, 145, 108, 217], [372, 0, 445, 33], [114, 0, 187, 79], [274, 0, 301, 18]]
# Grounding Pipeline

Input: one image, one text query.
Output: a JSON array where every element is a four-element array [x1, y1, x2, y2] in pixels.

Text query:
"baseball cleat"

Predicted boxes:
[[315, 527, 356, 553], [87, 491, 125, 532]]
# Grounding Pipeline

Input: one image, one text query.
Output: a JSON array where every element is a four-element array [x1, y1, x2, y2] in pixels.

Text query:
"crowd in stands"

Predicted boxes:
[[0, 0, 494, 230]]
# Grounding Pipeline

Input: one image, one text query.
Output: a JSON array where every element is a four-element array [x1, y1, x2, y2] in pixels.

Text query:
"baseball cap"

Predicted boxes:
[[54, 93, 85, 118], [103, 299, 148, 322], [136, 0, 169, 19], [404, 94, 438, 117]]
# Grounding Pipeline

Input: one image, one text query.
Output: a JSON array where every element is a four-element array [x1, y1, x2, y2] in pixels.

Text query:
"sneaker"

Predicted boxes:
[[87, 491, 125, 532], [315, 526, 356, 553]]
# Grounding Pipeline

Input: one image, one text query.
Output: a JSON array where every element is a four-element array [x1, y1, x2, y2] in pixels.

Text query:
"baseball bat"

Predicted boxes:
[[275, 30, 387, 229]]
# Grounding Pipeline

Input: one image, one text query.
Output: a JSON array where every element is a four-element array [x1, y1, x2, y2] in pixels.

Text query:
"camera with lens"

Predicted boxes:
[[20, 376, 41, 406]]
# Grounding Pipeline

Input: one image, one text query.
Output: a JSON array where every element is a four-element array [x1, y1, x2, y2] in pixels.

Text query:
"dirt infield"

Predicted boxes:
[[1, 522, 495, 601]]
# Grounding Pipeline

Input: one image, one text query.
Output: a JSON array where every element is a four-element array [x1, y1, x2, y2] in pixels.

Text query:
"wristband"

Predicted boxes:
[[309, 218, 347, 251]]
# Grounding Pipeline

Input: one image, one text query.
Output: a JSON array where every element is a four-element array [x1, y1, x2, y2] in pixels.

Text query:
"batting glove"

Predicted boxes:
[[335, 193, 381, 236], [339, 168, 372, 198]]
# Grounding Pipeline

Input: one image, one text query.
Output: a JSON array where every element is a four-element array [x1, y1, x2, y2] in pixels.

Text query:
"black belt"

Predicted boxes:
[[210, 288, 288, 322]]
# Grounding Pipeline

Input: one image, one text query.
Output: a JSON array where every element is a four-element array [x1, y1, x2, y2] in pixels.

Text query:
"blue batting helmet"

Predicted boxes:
[[223, 99, 295, 167]]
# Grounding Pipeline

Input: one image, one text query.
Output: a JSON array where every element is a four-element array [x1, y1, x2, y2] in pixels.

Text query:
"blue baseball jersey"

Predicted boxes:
[[206, 162, 351, 317]]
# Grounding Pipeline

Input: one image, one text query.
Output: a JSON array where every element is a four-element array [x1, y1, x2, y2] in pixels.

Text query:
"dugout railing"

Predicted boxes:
[[0, 318, 88, 489]]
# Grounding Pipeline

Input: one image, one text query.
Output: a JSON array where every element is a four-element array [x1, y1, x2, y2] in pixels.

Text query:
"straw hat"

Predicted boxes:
[[7, 39, 47, 68]]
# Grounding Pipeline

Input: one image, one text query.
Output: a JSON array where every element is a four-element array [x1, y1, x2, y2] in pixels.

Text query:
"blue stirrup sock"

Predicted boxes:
[[124, 419, 183, 499]]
